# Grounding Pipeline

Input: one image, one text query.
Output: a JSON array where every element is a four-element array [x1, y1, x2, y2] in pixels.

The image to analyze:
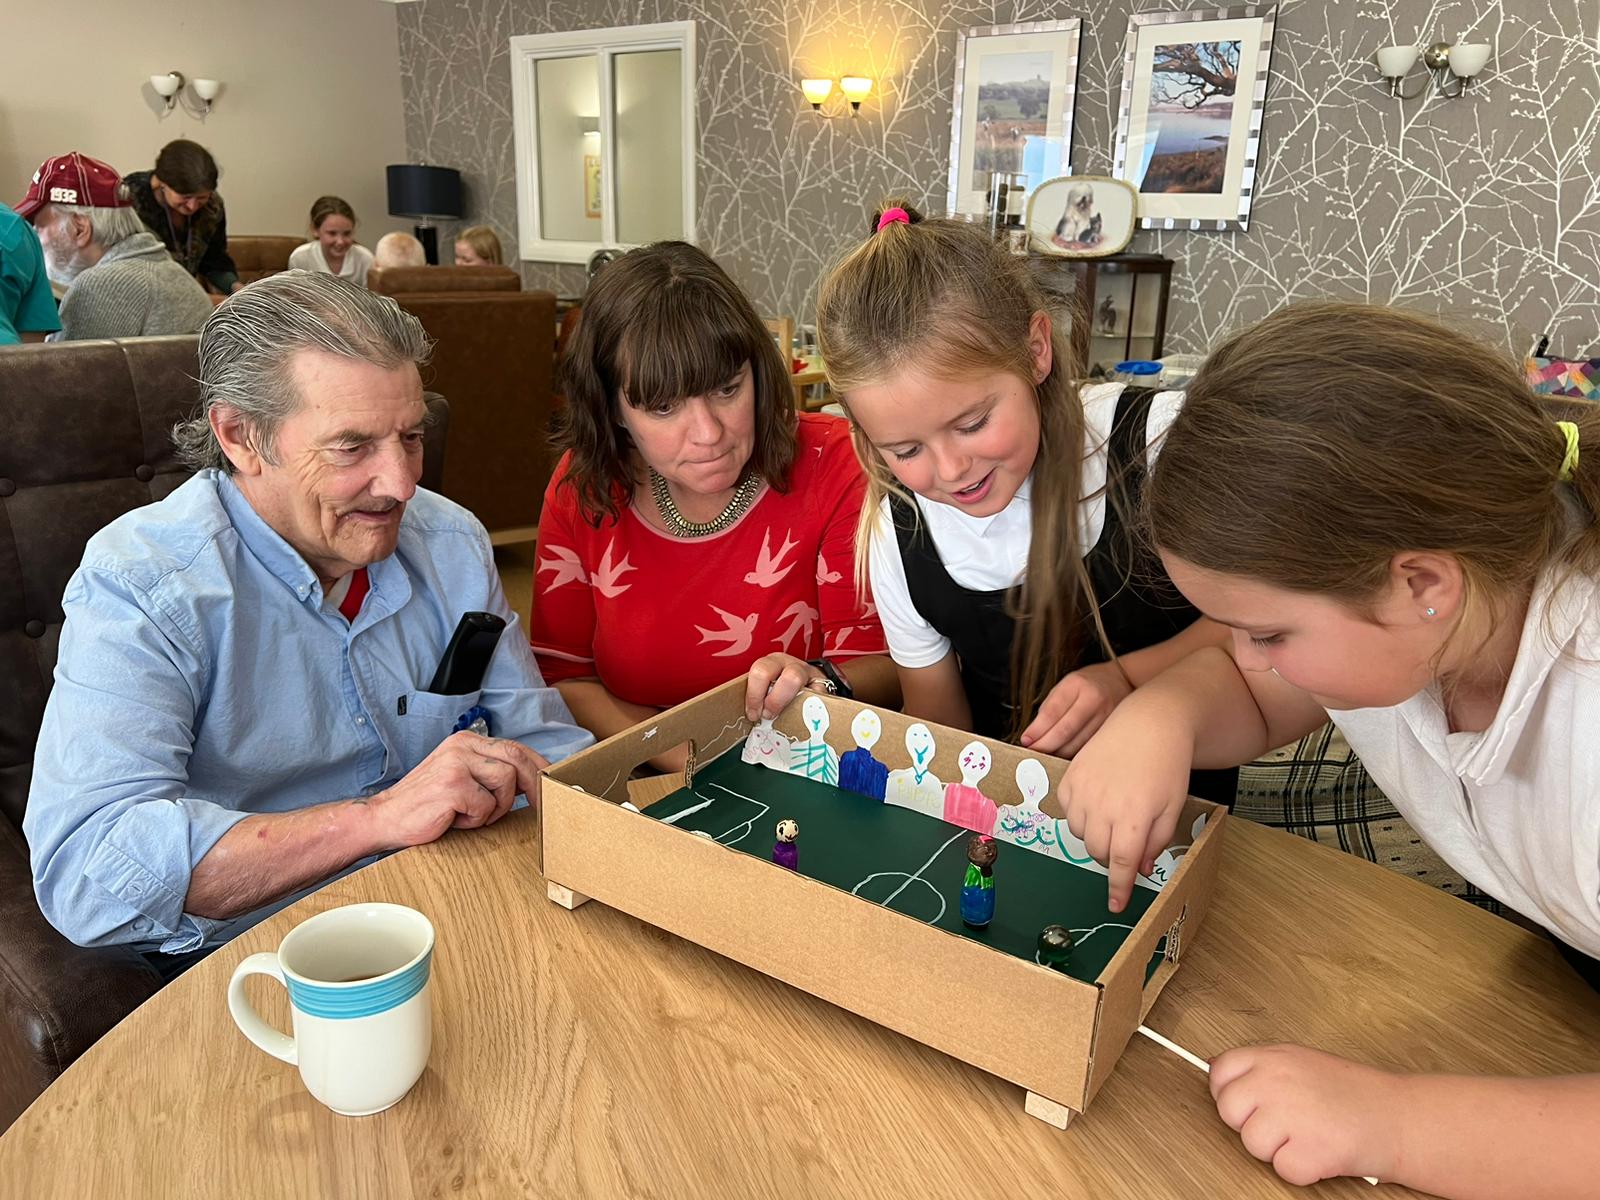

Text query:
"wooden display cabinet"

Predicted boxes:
[[1027, 254, 1174, 378]]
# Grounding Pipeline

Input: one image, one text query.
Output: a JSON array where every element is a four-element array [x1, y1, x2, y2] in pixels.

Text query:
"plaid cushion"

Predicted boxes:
[[1237, 723, 1532, 925]]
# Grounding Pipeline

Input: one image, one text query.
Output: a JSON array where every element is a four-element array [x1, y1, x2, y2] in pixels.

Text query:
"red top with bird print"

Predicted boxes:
[[530, 413, 886, 708]]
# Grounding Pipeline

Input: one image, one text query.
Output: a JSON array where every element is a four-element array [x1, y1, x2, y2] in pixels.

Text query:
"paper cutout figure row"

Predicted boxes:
[[737, 700, 1202, 892]]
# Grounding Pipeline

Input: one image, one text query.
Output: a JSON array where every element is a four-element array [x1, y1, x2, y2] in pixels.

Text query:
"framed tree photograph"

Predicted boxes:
[[945, 19, 1082, 220], [1111, 5, 1278, 232]]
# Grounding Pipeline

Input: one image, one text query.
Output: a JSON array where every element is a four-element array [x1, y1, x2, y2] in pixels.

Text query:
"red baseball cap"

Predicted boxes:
[[15, 152, 129, 219]]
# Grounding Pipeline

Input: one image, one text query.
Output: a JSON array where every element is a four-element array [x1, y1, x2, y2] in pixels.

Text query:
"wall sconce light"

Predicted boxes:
[[192, 78, 223, 114], [839, 76, 873, 112], [578, 116, 600, 137], [1375, 38, 1490, 99], [150, 71, 184, 111], [800, 79, 834, 110], [799, 75, 874, 118]]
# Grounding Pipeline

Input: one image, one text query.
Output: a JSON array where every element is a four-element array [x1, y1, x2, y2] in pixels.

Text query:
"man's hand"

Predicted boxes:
[[370, 731, 547, 849]]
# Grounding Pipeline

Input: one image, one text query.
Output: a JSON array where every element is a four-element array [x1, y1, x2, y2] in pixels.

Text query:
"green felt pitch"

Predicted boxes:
[[646, 749, 1165, 983]]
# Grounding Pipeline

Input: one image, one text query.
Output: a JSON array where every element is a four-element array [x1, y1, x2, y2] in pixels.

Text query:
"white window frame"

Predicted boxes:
[[509, 21, 697, 264]]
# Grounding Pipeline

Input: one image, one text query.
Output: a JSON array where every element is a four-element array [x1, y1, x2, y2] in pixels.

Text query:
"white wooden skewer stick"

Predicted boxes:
[[1136, 1023, 1209, 1071], [1135, 1025, 1380, 1187]]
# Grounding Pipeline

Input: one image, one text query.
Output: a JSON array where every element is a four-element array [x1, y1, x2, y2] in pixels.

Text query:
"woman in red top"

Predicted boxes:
[[531, 242, 897, 766]]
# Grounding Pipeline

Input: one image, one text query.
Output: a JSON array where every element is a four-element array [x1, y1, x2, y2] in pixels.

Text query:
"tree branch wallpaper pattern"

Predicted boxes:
[[399, 0, 1600, 355]]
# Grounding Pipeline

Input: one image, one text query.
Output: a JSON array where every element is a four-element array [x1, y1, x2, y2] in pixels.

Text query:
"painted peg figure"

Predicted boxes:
[[960, 834, 998, 929]]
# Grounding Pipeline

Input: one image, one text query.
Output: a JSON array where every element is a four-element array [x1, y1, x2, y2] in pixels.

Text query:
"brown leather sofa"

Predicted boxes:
[[228, 235, 303, 284], [368, 266, 554, 543], [0, 336, 448, 1131]]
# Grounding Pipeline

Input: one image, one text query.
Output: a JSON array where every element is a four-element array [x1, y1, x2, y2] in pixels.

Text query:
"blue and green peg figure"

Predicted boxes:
[[960, 834, 998, 929]]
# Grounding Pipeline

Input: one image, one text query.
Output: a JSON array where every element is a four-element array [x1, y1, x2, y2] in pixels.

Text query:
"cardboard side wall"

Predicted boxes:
[[542, 776, 1103, 1108], [1082, 802, 1227, 1106]]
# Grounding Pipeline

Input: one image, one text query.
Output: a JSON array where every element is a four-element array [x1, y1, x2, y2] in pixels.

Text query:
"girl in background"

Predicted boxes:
[[815, 201, 1229, 801], [1063, 302, 1600, 1195], [288, 196, 375, 286], [454, 225, 503, 267]]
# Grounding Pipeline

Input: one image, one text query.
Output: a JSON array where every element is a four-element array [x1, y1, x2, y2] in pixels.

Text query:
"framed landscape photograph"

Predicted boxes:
[[1025, 175, 1138, 257], [1111, 5, 1278, 232], [946, 19, 1082, 220]]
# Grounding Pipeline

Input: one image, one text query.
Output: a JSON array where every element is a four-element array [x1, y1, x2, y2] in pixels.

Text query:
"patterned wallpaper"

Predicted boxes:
[[399, 0, 1600, 356]]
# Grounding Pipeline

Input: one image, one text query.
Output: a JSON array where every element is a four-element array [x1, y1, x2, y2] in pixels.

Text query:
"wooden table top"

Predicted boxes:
[[2, 799, 1596, 1197]]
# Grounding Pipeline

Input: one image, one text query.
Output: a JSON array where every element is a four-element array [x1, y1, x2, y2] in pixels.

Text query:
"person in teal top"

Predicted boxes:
[[0, 204, 60, 344]]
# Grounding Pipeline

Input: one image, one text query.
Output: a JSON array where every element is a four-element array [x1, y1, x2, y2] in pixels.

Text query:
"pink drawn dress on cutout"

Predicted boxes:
[[942, 740, 996, 833]]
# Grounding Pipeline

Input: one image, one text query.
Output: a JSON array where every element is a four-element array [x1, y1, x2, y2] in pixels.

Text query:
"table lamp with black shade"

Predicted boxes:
[[386, 164, 463, 265]]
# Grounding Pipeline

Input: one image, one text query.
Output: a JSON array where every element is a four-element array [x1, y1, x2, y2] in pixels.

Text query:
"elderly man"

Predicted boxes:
[[17, 152, 212, 340], [373, 230, 428, 270], [26, 270, 591, 962]]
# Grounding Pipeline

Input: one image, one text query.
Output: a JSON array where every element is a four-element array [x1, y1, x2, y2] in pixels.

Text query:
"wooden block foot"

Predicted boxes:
[[546, 882, 592, 910], [1024, 1091, 1077, 1129]]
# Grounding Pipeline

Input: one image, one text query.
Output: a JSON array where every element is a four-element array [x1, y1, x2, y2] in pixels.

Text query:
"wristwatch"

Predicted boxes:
[[808, 657, 854, 700]]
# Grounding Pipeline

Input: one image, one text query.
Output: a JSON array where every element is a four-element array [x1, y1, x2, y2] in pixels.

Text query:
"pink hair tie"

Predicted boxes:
[[876, 207, 911, 232]]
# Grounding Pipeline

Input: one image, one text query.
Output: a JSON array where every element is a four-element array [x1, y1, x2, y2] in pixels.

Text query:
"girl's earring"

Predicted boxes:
[[1425, 607, 1437, 618]]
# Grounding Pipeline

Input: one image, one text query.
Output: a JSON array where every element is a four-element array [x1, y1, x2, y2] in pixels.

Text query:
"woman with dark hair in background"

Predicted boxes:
[[123, 139, 240, 296]]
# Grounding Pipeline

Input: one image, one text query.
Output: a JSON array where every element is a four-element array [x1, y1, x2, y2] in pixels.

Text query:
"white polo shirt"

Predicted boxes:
[[867, 383, 1185, 668], [287, 240, 375, 287], [1329, 569, 1600, 957]]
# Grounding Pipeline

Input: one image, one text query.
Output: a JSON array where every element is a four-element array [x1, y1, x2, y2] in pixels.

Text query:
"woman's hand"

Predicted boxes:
[[745, 653, 829, 722], [1058, 694, 1192, 912], [1210, 1045, 1404, 1186], [1020, 660, 1134, 756]]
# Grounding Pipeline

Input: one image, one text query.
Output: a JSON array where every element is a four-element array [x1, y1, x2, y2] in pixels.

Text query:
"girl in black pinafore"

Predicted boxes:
[[816, 200, 1235, 805]]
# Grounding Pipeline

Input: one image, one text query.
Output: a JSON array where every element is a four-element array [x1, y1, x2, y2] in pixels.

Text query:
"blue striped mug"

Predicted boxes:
[[227, 903, 435, 1116]]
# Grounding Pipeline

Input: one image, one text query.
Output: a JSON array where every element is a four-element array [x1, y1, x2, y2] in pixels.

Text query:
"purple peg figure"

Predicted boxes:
[[772, 818, 799, 870]]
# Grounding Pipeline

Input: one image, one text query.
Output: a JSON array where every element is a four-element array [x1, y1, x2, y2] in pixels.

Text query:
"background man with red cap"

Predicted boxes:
[[17, 152, 211, 341], [0, 177, 60, 345]]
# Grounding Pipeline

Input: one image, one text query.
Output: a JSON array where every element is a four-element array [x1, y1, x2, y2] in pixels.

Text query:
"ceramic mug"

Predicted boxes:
[[227, 902, 435, 1116]]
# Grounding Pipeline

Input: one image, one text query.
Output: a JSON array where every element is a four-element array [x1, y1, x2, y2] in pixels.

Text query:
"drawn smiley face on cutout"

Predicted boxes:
[[850, 708, 881, 751], [742, 720, 793, 770], [957, 740, 992, 787], [801, 694, 830, 737], [1015, 759, 1049, 809], [905, 723, 935, 768]]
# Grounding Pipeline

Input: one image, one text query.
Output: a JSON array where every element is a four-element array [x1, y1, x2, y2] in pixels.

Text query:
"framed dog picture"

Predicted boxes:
[[1111, 5, 1278, 232], [945, 19, 1082, 220], [1025, 176, 1138, 257]]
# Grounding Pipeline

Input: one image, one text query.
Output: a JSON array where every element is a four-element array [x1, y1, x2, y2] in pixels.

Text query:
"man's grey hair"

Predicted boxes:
[[373, 231, 427, 270], [50, 203, 147, 249], [172, 270, 432, 473]]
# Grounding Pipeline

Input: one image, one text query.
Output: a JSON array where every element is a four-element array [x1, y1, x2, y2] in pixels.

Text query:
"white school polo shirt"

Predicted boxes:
[[1329, 569, 1600, 957], [867, 383, 1185, 669], [287, 240, 375, 287]]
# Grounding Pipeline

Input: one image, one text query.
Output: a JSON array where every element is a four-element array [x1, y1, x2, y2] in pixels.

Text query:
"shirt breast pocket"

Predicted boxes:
[[394, 688, 484, 773]]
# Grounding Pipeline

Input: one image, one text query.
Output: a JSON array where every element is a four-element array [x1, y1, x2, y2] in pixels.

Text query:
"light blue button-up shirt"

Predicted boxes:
[[26, 470, 592, 953]]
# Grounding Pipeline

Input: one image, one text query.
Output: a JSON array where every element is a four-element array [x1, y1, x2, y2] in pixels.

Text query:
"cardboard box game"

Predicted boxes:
[[537, 679, 1226, 1126]]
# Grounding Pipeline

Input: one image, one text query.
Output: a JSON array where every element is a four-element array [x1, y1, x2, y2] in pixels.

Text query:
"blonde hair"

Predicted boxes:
[[457, 225, 503, 265], [817, 199, 1109, 738], [1146, 301, 1600, 651]]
